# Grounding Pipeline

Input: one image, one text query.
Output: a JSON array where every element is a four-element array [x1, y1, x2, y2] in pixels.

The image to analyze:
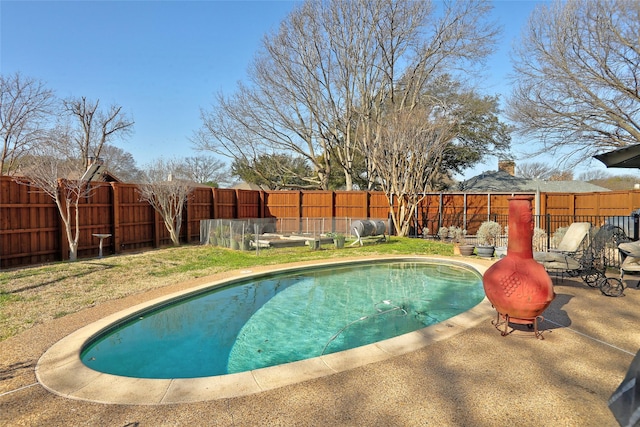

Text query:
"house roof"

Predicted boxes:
[[230, 181, 269, 191], [458, 170, 610, 193]]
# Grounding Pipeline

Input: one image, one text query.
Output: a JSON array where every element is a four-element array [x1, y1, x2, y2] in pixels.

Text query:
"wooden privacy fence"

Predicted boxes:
[[3, 174, 640, 269]]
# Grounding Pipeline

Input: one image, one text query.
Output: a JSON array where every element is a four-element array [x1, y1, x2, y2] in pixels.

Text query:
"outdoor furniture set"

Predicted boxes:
[[534, 221, 630, 297]]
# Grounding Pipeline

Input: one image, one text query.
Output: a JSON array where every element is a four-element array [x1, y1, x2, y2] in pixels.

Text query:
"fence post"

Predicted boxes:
[[297, 190, 302, 234], [111, 182, 121, 254], [413, 206, 418, 237], [213, 187, 219, 219], [438, 193, 443, 231], [364, 191, 370, 219], [546, 213, 551, 251], [208, 187, 215, 219], [234, 189, 241, 219], [463, 193, 468, 231]]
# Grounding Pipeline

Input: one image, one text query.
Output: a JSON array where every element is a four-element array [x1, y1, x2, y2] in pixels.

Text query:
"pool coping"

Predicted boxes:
[[35, 256, 493, 405]]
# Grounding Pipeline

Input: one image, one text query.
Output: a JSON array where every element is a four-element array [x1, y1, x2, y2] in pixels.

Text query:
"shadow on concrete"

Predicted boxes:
[[0, 360, 35, 381]]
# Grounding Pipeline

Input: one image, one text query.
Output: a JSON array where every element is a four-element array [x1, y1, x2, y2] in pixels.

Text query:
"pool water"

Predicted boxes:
[[81, 260, 484, 379]]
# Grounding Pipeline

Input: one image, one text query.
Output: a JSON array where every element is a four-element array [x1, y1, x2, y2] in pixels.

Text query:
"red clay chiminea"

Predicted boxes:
[[482, 195, 555, 338]]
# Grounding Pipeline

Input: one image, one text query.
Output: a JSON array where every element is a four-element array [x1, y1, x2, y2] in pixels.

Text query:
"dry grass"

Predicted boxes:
[[0, 238, 452, 341], [0, 247, 215, 340]]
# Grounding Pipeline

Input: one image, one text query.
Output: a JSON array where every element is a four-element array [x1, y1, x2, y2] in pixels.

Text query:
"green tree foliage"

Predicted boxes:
[[420, 75, 512, 185], [231, 154, 313, 190]]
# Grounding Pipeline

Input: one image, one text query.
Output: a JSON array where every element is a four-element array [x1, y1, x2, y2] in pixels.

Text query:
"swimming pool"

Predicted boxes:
[[80, 259, 484, 379], [36, 257, 493, 404]]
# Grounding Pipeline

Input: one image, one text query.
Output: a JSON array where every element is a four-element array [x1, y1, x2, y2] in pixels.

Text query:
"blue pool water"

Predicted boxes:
[[81, 260, 484, 379]]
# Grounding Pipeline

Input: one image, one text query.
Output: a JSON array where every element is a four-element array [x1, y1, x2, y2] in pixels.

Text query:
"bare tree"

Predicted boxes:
[[174, 156, 230, 187], [12, 94, 134, 260], [507, 0, 640, 167], [0, 73, 55, 175], [516, 162, 559, 180], [136, 159, 197, 246], [582, 172, 640, 190], [194, 65, 330, 190], [63, 96, 134, 169], [372, 106, 456, 236], [355, 1, 500, 190], [99, 144, 143, 182], [548, 170, 574, 181], [577, 169, 611, 182], [14, 130, 93, 261], [194, 0, 499, 190]]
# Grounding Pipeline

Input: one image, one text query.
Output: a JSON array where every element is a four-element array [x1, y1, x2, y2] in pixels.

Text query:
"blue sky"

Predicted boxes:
[[0, 0, 616, 180]]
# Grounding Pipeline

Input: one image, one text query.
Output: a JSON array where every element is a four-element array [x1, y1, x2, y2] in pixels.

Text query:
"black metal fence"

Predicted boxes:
[[416, 213, 639, 240], [494, 213, 640, 245], [414, 213, 640, 269]]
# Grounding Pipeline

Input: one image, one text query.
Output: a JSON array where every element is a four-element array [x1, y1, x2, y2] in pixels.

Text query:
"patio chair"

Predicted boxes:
[[536, 223, 628, 296], [533, 222, 592, 273], [618, 240, 640, 287]]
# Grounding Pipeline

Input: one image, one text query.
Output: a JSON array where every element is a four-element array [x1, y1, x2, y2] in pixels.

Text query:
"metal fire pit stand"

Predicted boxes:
[[491, 313, 545, 340]]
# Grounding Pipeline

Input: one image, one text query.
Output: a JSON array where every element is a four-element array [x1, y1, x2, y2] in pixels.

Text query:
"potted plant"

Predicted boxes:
[[221, 225, 231, 247], [438, 226, 450, 241], [230, 237, 240, 250], [308, 238, 321, 250], [241, 234, 253, 251], [213, 227, 222, 246], [422, 227, 430, 239], [450, 226, 475, 256], [333, 233, 346, 249], [326, 232, 346, 249], [494, 225, 508, 258], [476, 220, 502, 258], [532, 227, 547, 252]]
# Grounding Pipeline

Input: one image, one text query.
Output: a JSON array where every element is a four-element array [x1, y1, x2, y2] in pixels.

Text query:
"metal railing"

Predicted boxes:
[[419, 213, 640, 269], [415, 213, 639, 239]]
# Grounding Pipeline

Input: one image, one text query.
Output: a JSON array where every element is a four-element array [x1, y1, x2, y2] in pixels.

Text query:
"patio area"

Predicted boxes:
[[1, 257, 639, 426]]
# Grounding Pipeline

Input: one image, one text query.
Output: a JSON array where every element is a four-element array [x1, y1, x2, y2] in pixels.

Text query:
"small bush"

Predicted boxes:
[[477, 221, 502, 246]]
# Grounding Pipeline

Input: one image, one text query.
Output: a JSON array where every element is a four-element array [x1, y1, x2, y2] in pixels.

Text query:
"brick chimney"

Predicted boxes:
[[498, 160, 515, 176]]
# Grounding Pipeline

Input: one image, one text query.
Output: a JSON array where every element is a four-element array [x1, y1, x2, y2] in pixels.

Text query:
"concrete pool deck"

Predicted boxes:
[[2, 255, 640, 425]]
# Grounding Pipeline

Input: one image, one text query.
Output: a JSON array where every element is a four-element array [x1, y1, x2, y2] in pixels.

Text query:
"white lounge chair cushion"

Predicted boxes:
[[619, 241, 640, 258], [621, 255, 640, 273], [556, 222, 591, 252], [533, 222, 591, 273], [533, 252, 581, 270], [617, 241, 640, 276]]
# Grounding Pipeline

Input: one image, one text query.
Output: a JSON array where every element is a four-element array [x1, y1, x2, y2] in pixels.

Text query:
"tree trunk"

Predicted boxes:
[[69, 242, 78, 261], [344, 171, 353, 191]]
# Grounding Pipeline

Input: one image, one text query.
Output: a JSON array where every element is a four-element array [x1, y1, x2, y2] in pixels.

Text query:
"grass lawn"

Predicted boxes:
[[0, 236, 453, 341]]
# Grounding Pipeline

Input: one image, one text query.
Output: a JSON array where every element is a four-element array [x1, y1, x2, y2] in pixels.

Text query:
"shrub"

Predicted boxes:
[[477, 221, 502, 246]]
